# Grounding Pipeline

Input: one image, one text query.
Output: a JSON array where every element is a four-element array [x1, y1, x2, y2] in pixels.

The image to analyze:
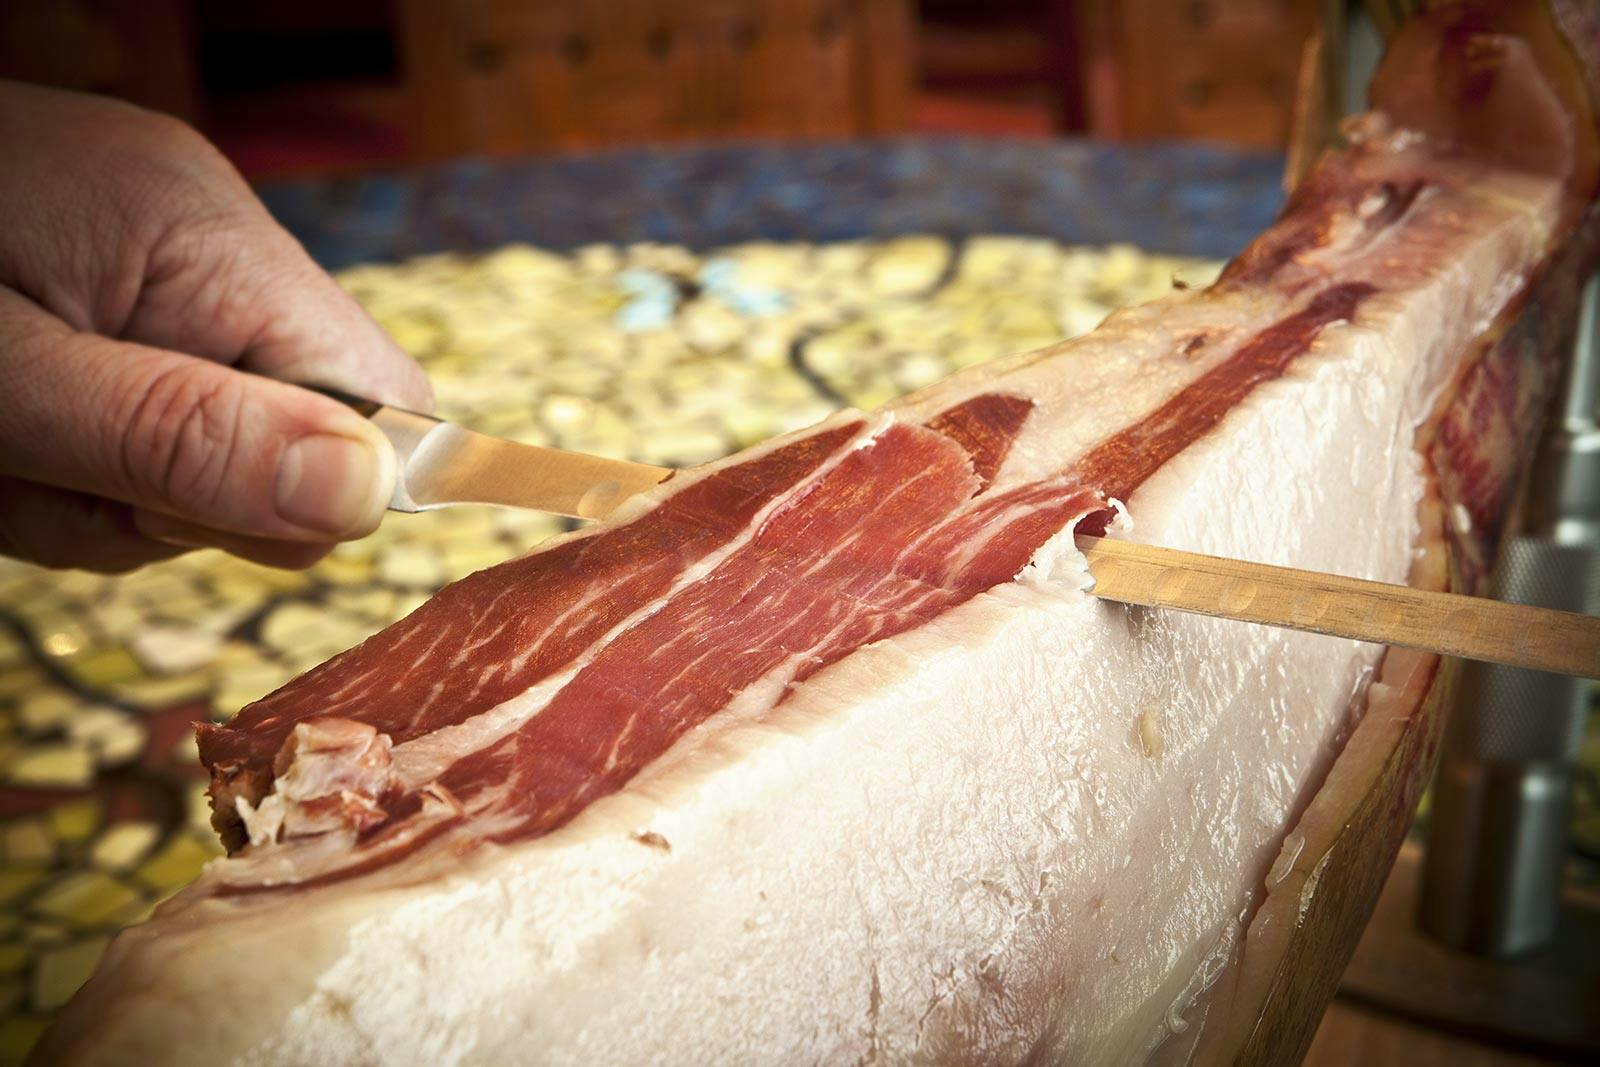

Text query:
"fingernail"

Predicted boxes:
[[274, 433, 388, 537]]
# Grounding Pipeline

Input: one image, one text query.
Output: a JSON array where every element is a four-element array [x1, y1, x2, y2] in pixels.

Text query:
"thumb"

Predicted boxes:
[[0, 286, 396, 542]]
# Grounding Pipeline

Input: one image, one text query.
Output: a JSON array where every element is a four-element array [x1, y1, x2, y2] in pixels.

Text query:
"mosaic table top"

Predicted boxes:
[[0, 138, 1592, 1062]]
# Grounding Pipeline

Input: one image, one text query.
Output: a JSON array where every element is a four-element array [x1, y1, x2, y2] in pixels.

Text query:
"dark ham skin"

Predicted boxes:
[[1427, 206, 1597, 589], [1372, 0, 1600, 213], [1362, 0, 1600, 588]]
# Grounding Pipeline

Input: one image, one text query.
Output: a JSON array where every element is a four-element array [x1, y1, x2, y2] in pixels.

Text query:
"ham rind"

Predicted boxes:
[[38, 5, 1600, 1065]]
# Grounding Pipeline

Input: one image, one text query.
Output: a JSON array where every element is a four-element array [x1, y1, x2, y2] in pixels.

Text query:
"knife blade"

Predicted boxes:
[[316, 387, 671, 520], [327, 387, 1598, 679]]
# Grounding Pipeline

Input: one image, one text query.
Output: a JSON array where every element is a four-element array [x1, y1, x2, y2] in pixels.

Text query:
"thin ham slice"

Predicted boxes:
[[37, 3, 1600, 1064]]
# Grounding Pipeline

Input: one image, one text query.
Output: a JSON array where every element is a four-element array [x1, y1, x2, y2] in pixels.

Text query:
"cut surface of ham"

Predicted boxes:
[[38, 4, 1600, 1064]]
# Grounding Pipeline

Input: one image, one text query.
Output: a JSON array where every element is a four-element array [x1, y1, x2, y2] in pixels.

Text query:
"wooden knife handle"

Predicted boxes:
[[1076, 536, 1600, 680]]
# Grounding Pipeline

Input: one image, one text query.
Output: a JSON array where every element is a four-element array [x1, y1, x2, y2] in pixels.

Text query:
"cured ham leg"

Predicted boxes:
[[36, 3, 1600, 1064]]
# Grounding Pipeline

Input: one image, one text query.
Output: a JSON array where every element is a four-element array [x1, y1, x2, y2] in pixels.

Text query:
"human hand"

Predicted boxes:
[[0, 81, 432, 573]]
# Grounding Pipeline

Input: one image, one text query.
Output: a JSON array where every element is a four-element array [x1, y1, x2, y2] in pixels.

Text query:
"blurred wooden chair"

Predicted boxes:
[[396, 0, 914, 159]]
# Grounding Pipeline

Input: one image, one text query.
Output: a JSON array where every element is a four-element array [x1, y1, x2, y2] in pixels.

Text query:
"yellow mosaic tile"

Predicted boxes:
[[32, 873, 142, 928], [88, 825, 160, 873], [31, 938, 108, 1012], [46, 800, 101, 845], [1, 823, 53, 868], [4, 747, 93, 790], [0, 874, 43, 911], [134, 834, 219, 894], [0, 947, 27, 979], [0, 1016, 49, 1065], [57, 646, 143, 691]]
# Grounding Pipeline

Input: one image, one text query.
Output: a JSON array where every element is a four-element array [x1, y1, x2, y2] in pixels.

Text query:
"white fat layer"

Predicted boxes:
[[234, 797, 281, 849], [1015, 518, 1096, 591], [45, 161, 1559, 1066], [1017, 495, 1134, 593]]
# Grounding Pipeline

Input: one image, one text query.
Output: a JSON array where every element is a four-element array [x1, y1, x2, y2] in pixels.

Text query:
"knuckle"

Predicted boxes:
[[132, 108, 198, 149], [116, 118, 253, 266], [117, 366, 247, 518]]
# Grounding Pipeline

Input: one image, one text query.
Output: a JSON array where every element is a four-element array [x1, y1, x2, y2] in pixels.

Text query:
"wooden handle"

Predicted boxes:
[[1076, 536, 1600, 680]]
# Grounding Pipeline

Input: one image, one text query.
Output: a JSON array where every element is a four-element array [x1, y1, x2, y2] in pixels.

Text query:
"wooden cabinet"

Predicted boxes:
[[0, 0, 199, 121], [1073, 0, 1326, 147], [397, 0, 914, 159]]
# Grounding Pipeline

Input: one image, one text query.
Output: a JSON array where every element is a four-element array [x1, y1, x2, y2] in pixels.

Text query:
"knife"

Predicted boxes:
[[313, 387, 672, 520], [325, 388, 1600, 680]]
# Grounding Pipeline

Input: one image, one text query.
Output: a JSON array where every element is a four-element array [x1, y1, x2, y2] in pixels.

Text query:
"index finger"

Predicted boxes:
[[126, 204, 436, 414]]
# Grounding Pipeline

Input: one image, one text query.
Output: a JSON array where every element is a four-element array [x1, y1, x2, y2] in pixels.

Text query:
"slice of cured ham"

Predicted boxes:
[[37, 4, 1600, 1064]]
